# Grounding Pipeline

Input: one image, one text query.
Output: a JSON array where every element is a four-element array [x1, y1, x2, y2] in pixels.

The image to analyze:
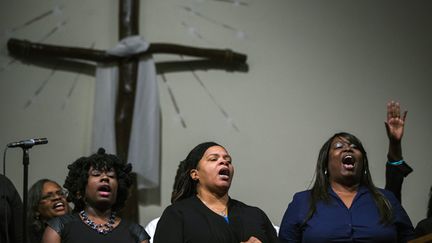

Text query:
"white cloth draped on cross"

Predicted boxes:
[[91, 36, 160, 189]]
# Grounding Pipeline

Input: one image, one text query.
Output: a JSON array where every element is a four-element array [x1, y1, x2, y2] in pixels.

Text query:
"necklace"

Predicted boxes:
[[80, 210, 116, 234], [216, 206, 228, 217], [197, 195, 228, 217], [208, 204, 228, 216]]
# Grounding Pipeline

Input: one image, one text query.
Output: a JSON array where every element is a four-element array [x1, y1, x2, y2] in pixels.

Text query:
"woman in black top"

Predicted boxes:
[[0, 174, 23, 243], [154, 142, 278, 243], [414, 186, 432, 238], [42, 148, 149, 243]]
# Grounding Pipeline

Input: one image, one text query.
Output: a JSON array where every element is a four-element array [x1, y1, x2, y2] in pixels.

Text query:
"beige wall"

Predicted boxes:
[[1, 0, 431, 227]]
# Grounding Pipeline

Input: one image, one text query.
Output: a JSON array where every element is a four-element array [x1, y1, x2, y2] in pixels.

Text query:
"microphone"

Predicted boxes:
[[7, 138, 48, 148]]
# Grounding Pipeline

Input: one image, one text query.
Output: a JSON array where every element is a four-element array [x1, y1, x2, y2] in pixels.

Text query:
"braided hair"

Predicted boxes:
[[171, 142, 220, 203]]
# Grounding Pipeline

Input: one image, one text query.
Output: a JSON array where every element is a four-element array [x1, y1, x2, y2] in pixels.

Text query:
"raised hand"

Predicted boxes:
[[384, 101, 412, 203], [385, 100, 407, 143]]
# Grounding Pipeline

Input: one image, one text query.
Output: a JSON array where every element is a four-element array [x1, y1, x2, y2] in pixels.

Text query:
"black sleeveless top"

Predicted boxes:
[[47, 213, 150, 243]]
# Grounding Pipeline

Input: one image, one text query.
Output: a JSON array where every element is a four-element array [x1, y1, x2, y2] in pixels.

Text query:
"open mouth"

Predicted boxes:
[[53, 202, 65, 211], [97, 185, 112, 197], [218, 168, 230, 180], [342, 155, 355, 169]]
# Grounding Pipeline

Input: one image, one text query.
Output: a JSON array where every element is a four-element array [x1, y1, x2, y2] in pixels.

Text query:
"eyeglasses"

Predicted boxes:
[[333, 141, 358, 149], [40, 189, 68, 201]]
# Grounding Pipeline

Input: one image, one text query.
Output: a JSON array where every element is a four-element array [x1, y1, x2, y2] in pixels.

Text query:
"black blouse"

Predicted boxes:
[[47, 213, 150, 243], [0, 174, 23, 243], [154, 195, 279, 243]]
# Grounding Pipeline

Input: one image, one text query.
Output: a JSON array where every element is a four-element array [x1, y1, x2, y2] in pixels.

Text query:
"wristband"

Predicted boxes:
[[387, 159, 404, 166]]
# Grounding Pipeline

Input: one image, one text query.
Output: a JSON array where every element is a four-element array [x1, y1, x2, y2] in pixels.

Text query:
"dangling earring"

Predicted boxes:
[[364, 169, 367, 175], [324, 169, 328, 175]]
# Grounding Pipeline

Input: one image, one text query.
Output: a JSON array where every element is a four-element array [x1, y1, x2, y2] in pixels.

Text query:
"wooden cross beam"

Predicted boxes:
[[7, 0, 247, 223]]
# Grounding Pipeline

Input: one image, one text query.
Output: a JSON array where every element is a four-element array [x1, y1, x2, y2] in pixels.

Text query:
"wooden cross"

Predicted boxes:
[[7, 0, 247, 223]]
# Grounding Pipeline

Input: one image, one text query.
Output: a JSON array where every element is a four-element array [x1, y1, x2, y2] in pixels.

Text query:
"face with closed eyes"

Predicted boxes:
[[327, 136, 364, 186], [190, 146, 234, 194], [84, 166, 118, 209]]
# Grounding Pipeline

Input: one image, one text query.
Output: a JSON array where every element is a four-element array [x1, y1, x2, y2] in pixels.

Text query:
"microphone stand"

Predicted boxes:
[[7, 138, 47, 243], [22, 147, 30, 243]]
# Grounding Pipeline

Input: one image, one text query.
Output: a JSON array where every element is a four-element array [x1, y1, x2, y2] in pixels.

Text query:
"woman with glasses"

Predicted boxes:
[[279, 132, 414, 242], [27, 179, 70, 243]]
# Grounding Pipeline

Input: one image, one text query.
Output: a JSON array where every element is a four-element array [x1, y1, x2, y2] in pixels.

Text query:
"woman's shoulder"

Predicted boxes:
[[229, 198, 258, 210], [48, 213, 78, 224], [121, 220, 150, 241], [282, 190, 311, 213], [291, 190, 312, 202], [416, 217, 432, 227], [160, 196, 198, 216], [294, 190, 311, 196], [47, 213, 78, 234], [168, 196, 196, 208], [229, 198, 273, 216], [414, 217, 432, 238], [376, 187, 390, 194], [227, 199, 273, 222]]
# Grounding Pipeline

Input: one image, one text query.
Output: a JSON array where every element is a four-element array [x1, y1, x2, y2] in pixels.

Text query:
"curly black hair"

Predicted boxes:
[[64, 148, 132, 213]]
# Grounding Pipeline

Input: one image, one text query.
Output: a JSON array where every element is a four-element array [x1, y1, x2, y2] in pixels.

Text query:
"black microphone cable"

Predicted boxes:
[[3, 145, 8, 175]]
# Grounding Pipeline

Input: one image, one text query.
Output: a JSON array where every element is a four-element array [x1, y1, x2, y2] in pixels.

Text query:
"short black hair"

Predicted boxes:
[[64, 148, 132, 212]]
